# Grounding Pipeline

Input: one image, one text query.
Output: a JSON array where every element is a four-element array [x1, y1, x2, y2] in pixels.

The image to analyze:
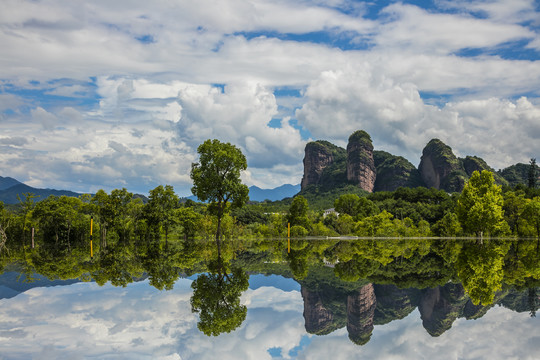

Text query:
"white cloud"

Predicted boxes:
[[0, 0, 539, 193], [297, 68, 540, 169], [375, 3, 535, 55], [0, 280, 308, 360]]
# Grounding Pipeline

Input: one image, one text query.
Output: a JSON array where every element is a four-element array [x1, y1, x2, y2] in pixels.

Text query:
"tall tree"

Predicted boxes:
[[456, 170, 508, 237], [190, 139, 249, 241], [145, 185, 179, 242], [522, 197, 540, 238], [17, 192, 38, 245], [287, 195, 311, 231], [529, 158, 537, 189]]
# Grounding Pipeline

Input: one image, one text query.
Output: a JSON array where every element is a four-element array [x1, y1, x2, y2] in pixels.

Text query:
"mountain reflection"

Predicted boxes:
[[1, 237, 538, 345]]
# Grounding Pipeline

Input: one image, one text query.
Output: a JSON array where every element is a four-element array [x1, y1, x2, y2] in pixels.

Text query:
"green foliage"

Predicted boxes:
[[373, 150, 424, 191], [456, 240, 510, 305], [432, 212, 462, 237], [499, 162, 540, 187], [355, 210, 395, 237], [176, 206, 202, 239], [334, 194, 361, 217], [191, 139, 249, 240], [529, 158, 538, 189], [299, 184, 368, 210], [190, 257, 249, 336], [348, 130, 373, 148], [522, 197, 540, 237], [503, 190, 527, 234], [462, 156, 508, 186], [290, 225, 308, 237], [287, 195, 311, 230], [457, 171, 508, 237], [145, 185, 179, 241]]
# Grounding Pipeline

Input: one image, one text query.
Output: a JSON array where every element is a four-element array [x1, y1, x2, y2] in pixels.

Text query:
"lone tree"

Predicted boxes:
[[529, 158, 537, 189], [191, 139, 249, 241], [456, 170, 507, 237]]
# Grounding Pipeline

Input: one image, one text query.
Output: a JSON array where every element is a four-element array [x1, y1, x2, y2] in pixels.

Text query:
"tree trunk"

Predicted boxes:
[[216, 215, 222, 242]]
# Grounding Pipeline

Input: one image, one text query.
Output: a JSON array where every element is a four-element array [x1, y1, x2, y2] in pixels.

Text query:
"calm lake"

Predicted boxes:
[[0, 238, 538, 359]]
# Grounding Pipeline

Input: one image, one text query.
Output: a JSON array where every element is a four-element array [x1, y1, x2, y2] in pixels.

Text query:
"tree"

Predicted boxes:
[[334, 194, 360, 217], [456, 170, 507, 237], [528, 158, 537, 189], [287, 195, 311, 230], [191, 139, 249, 241], [177, 206, 202, 240], [456, 239, 510, 305], [17, 192, 38, 245], [522, 197, 540, 238], [190, 256, 249, 336], [432, 212, 462, 237], [503, 190, 527, 234], [145, 185, 179, 242]]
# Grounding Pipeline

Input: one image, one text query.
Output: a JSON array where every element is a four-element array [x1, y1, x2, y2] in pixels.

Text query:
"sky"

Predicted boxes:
[[0, 278, 538, 359], [1, 0, 539, 197]]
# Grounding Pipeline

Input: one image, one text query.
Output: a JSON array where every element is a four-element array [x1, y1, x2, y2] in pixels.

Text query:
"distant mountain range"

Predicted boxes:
[[186, 183, 300, 203], [0, 176, 81, 204], [247, 184, 300, 201], [0, 175, 300, 204]]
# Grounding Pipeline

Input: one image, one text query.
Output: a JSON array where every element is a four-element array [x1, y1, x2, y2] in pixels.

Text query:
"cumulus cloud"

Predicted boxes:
[[0, 0, 539, 193], [297, 67, 540, 169], [175, 81, 305, 167]]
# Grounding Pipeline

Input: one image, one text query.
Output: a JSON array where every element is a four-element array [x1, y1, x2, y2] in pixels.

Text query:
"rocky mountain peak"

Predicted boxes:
[[418, 139, 465, 192], [346, 130, 376, 192]]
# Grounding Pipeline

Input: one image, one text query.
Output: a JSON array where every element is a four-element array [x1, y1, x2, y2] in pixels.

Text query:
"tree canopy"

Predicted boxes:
[[456, 170, 507, 237], [191, 139, 249, 240]]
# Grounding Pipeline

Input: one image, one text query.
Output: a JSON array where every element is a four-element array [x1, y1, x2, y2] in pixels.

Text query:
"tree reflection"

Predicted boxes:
[[455, 239, 510, 305], [190, 246, 249, 336]]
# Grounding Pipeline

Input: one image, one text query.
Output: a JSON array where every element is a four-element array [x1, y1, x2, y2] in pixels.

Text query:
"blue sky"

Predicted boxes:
[[1, 0, 539, 196]]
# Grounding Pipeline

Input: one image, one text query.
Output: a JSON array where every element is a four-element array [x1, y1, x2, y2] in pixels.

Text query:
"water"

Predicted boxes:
[[0, 238, 538, 359]]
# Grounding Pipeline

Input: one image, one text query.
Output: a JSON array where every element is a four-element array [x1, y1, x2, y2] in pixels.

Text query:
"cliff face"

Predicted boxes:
[[418, 283, 467, 337], [373, 284, 420, 325], [418, 139, 466, 192], [373, 151, 425, 191], [301, 287, 336, 334], [300, 141, 347, 191], [346, 131, 376, 192], [299, 130, 528, 196], [347, 283, 376, 345], [301, 141, 335, 189]]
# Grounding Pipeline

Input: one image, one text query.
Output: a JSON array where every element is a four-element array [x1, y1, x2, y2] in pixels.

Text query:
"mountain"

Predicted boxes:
[[300, 130, 534, 194], [187, 184, 301, 202], [0, 176, 22, 191], [498, 163, 539, 187], [300, 140, 347, 191], [373, 151, 424, 191], [0, 182, 82, 204], [248, 184, 300, 201]]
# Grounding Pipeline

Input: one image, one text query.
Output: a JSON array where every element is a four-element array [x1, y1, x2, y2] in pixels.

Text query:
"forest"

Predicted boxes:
[[0, 170, 539, 255]]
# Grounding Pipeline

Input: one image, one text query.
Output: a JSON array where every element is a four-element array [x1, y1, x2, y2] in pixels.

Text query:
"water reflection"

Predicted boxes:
[[0, 238, 538, 358]]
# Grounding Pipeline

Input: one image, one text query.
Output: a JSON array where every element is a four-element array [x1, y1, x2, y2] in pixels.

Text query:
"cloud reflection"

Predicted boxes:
[[0, 279, 537, 359]]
